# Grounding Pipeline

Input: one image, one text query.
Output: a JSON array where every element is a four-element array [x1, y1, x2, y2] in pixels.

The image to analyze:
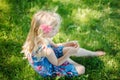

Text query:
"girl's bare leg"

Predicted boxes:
[[63, 48, 85, 75], [63, 47, 105, 57], [67, 58, 85, 75], [75, 48, 105, 57], [62, 47, 105, 75]]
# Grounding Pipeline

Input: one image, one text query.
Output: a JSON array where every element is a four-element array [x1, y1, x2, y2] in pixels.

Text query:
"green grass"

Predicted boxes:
[[0, 0, 120, 80]]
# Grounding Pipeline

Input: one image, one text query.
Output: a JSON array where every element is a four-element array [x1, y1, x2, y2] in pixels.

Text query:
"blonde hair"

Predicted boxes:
[[21, 11, 61, 58]]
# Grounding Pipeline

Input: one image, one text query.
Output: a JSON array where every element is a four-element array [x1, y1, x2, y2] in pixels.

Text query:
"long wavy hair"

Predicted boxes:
[[21, 11, 61, 58]]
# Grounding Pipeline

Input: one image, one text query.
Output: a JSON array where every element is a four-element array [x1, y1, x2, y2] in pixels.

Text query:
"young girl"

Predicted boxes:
[[21, 11, 105, 77]]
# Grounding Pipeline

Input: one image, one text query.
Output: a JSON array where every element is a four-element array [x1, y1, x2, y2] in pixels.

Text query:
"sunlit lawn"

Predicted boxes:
[[0, 0, 120, 80]]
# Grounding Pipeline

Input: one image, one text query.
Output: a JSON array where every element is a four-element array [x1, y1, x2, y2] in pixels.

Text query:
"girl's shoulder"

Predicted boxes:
[[47, 38, 53, 43], [32, 44, 53, 57], [32, 45, 43, 57]]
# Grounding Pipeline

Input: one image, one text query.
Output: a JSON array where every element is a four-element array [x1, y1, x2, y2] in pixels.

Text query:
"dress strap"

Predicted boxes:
[[35, 45, 42, 54], [47, 44, 52, 48], [32, 45, 43, 62]]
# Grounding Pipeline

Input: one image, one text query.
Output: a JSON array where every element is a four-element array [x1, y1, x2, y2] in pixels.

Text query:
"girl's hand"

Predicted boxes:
[[66, 41, 79, 48]]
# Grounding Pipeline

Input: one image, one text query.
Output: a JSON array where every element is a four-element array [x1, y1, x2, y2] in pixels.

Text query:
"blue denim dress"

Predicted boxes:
[[28, 45, 78, 77]]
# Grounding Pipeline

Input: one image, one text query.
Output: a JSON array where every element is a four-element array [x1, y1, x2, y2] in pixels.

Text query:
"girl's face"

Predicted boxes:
[[44, 26, 59, 38]]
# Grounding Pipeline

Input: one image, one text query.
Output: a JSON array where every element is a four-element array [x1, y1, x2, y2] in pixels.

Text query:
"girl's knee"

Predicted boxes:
[[68, 47, 78, 53], [81, 66, 85, 74], [77, 65, 85, 75]]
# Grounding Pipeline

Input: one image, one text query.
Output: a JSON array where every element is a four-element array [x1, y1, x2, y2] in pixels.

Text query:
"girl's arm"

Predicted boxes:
[[45, 48, 70, 66], [48, 38, 79, 48], [58, 41, 79, 48]]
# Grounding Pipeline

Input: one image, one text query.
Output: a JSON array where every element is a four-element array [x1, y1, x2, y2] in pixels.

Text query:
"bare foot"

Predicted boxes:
[[96, 51, 106, 56]]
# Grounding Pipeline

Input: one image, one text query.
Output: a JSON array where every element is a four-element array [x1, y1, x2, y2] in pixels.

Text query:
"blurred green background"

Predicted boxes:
[[0, 0, 120, 80]]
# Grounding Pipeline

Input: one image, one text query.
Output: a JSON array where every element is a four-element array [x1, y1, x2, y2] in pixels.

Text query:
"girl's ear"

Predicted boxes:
[[37, 27, 42, 36]]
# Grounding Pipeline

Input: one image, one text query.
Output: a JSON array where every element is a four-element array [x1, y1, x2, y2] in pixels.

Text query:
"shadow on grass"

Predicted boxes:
[[0, 39, 25, 79], [71, 56, 104, 71], [71, 56, 105, 79]]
